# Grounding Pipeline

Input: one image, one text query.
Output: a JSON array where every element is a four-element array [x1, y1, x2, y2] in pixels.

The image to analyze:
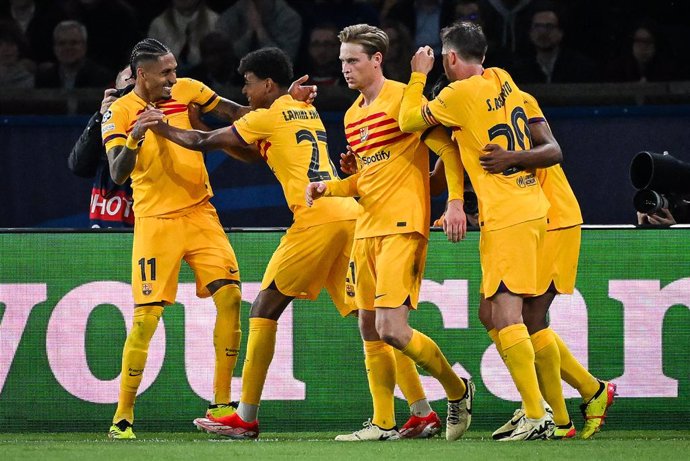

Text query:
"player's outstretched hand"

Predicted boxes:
[[411, 46, 434, 75], [340, 145, 358, 175], [289, 74, 318, 104], [443, 199, 467, 243], [305, 181, 327, 207]]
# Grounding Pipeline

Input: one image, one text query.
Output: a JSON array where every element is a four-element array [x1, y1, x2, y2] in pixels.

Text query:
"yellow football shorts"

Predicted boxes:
[[480, 217, 546, 298], [540, 224, 581, 294], [349, 232, 428, 311], [131, 201, 239, 305], [261, 219, 356, 316]]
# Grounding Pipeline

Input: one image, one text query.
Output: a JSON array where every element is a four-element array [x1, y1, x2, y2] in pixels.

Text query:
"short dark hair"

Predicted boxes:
[[440, 21, 487, 62], [238, 47, 293, 87], [130, 38, 171, 75]]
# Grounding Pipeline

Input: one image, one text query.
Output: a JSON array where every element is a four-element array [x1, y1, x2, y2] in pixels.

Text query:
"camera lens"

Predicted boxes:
[[633, 189, 668, 214], [463, 190, 478, 215]]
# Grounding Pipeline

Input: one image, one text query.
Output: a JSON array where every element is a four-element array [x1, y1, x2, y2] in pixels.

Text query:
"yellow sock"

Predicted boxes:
[[113, 305, 163, 424], [488, 328, 504, 357], [364, 340, 396, 429], [401, 330, 466, 401], [211, 284, 242, 404], [554, 332, 600, 401], [531, 328, 569, 425], [499, 324, 544, 420], [393, 348, 426, 406], [240, 317, 277, 406]]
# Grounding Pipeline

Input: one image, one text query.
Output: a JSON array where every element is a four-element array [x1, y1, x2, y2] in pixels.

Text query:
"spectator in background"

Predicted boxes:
[[510, 1, 596, 83], [383, 0, 455, 86], [147, 0, 218, 73], [0, 0, 64, 63], [452, 0, 514, 69], [479, 0, 533, 54], [215, 0, 302, 62], [59, 0, 141, 72], [0, 19, 35, 87], [383, 0, 454, 56], [606, 20, 679, 83], [381, 20, 413, 83], [300, 22, 342, 86], [68, 65, 135, 228], [187, 31, 241, 90], [36, 20, 110, 88]]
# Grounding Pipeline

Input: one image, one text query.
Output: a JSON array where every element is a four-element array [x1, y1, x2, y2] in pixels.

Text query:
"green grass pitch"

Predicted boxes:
[[1, 431, 689, 461]]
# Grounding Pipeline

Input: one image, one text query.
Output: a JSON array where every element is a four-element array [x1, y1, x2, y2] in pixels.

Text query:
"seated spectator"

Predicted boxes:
[[510, 1, 596, 83], [60, 0, 141, 73], [381, 20, 413, 83], [35, 20, 111, 89], [383, 0, 456, 84], [606, 20, 680, 82], [187, 31, 242, 90], [298, 22, 342, 86], [383, 0, 455, 56], [451, 0, 514, 69], [478, 0, 533, 54], [0, 0, 64, 63], [215, 0, 302, 62], [147, 0, 218, 73], [0, 19, 35, 88]]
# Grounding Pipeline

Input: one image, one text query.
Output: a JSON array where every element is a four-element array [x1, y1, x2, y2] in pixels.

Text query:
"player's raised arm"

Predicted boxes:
[[107, 108, 164, 185], [399, 47, 438, 133], [207, 75, 317, 124]]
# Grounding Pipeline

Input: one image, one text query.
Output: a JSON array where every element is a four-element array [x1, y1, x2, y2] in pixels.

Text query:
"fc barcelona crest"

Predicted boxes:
[[142, 283, 152, 296], [359, 127, 368, 142]]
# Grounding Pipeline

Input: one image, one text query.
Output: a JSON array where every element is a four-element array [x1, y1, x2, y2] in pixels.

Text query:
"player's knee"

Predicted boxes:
[[375, 323, 405, 349], [478, 301, 493, 330]]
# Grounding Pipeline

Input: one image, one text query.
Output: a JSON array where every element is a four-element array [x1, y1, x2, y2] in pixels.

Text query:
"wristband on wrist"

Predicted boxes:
[[125, 134, 141, 151]]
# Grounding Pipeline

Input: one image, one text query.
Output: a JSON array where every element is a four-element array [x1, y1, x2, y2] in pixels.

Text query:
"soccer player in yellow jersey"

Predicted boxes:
[[398, 22, 555, 440], [306, 24, 474, 442], [477, 92, 617, 440], [101, 39, 313, 440], [145, 47, 360, 439]]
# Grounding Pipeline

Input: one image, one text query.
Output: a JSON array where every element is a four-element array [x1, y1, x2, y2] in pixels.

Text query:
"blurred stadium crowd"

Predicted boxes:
[[1, 0, 689, 114]]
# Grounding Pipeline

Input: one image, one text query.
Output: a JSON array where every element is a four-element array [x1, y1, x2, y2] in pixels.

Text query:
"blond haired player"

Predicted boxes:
[[398, 22, 555, 440], [102, 39, 313, 439], [306, 24, 474, 442]]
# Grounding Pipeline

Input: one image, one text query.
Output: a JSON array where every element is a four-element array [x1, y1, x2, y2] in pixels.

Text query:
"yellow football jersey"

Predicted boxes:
[[102, 78, 220, 218], [522, 92, 583, 230], [419, 68, 550, 231], [325, 79, 431, 239], [232, 94, 360, 227]]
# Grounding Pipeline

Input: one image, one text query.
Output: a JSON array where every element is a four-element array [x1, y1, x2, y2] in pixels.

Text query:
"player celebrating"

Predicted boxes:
[[102, 39, 312, 439], [398, 22, 554, 440], [306, 24, 473, 442]]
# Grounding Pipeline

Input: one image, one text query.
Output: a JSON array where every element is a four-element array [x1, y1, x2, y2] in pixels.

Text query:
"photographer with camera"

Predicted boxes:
[[68, 65, 135, 228], [631, 151, 690, 227]]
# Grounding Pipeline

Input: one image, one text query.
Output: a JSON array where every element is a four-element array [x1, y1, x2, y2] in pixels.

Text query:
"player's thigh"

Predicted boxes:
[[547, 225, 581, 294], [262, 220, 354, 302], [131, 215, 185, 305], [373, 232, 427, 309], [323, 220, 356, 316], [480, 218, 546, 298], [349, 237, 378, 312], [183, 203, 240, 298]]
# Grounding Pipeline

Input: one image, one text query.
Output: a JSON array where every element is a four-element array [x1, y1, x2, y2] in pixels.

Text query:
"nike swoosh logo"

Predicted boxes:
[[128, 371, 143, 377], [374, 293, 386, 299], [229, 269, 239, 274]]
